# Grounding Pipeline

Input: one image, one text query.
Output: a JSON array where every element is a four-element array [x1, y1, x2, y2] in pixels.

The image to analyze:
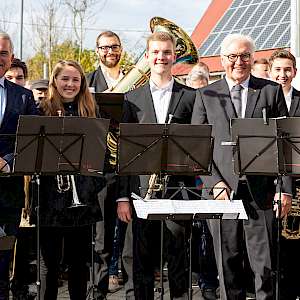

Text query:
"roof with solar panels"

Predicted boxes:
[[173, 0, 290, 76]]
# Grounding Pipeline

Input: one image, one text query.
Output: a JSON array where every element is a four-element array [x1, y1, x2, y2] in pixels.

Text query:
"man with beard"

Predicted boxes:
[[86, 31, 128, 299]]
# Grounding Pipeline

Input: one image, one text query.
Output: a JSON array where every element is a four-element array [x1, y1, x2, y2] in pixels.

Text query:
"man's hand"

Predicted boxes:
[[273, 193, 292, 218], [213, 181, 231, 200], [117, 200, 132, 223], [0, 157, 9, 173]]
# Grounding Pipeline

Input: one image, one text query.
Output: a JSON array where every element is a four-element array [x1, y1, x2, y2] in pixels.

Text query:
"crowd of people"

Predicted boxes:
[[0, 26, 299, 300]]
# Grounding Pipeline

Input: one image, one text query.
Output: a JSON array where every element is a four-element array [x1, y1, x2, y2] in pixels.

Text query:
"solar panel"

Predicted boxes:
[[213, 9, 235, 33], [231, 0, 244, 8], [244, 2, 270, 28], [234, 5, 258, 30], [263, 23, 289, 49], [257, 1, 281, 26], [270, 1, 288, 24], [256, 25, 276, 49], [223, 7, 245, 31], [275, 26, 290, 48], [197, 0, 291, 58]]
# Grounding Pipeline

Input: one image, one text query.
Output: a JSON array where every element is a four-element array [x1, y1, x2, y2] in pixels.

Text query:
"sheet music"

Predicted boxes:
[[133, 199, 248, 220]]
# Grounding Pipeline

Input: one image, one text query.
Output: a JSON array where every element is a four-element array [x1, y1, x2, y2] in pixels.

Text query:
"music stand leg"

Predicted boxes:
[[34, 175, 41, 300], [158, 220, 165, 300], [188, 223, 193, 300], [86, 224, 97, 300], [275, 176, 283, 300]]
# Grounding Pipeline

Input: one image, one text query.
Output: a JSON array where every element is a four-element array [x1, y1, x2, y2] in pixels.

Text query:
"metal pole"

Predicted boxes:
[[19, 0, 24, 59]]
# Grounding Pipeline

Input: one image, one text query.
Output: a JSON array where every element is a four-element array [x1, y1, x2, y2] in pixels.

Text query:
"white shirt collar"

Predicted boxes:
[[0, 77, 5, 88], [285, 86, 293, 112], [100, 66, 124, 89], [225, 76, 250, 91], [149, 77, 174, 93]]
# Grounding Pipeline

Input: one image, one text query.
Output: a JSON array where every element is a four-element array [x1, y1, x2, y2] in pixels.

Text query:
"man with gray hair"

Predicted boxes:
[[191, 33, 291, 300], [0, 31, 38, 299]]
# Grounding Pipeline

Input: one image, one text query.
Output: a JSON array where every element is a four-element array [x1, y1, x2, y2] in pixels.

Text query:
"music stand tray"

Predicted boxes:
[[93, 92, 124, 124], [118, 123, 213, 176], [13, 116, 110, 176]]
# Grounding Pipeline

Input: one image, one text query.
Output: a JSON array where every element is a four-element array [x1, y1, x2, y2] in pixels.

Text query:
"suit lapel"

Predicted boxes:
[[95, 68, 108, 91], [218, 79, 236, 119], [142, 83, 157, 123], [245, 76, 260, 118], [289, 88, 300, 116], [165, 80, 183, 123], [1, 80, 15, 129]]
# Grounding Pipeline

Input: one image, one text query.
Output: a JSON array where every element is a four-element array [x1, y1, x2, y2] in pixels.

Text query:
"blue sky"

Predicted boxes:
[[1, 0, 211, 59]]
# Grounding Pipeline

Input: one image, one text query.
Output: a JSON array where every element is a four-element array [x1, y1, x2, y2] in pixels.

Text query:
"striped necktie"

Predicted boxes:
[[231, 84, 243, 118]]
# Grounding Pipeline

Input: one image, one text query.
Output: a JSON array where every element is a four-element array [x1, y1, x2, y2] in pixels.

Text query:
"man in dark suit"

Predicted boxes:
[[86, 31, 128, 299], [269, 49, 300, 300], [191, 34, 292, 300], [0, 31, 38, 300], [117, 31, 196, 300]]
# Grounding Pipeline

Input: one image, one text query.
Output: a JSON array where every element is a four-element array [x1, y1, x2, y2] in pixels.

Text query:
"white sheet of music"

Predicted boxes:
[[133, 199, 248, 220]]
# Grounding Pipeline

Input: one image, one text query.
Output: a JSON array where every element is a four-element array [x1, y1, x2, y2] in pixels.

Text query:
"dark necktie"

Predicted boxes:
[[231, 84, 243, 118]]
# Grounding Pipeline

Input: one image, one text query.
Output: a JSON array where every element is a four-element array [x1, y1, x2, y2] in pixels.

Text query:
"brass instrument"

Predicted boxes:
[[56, 110, 85, 207], [282, 185, 300, 239]]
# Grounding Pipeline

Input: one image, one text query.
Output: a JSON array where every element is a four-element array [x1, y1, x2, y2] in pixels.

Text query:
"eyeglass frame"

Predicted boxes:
[[97, 45, 121, 52], [223, 52, 252, 63]]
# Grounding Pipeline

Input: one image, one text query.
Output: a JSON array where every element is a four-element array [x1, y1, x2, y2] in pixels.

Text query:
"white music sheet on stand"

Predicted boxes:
[[133, 199, 248, 220]]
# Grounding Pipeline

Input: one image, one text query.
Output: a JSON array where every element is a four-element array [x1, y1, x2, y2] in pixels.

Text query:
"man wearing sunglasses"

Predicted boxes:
[[191, 33, 292, 300]]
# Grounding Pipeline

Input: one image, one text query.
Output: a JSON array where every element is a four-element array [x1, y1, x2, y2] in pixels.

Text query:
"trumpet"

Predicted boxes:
[[56, 109, 85, 208]]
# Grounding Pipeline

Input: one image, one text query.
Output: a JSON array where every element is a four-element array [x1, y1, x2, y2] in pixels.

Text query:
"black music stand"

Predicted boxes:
[[119, 123, 214, 300], [230, 117, 300, 300], [13, 115, 110, 300]]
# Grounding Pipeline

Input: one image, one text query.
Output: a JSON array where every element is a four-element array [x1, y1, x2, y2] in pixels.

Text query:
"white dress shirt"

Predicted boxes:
[[149, 78, 174, 124], [0, 77, 7, 125], [226, 76, 250, 118], [285, 87, 293, 112], [101, 67, 124, 90]]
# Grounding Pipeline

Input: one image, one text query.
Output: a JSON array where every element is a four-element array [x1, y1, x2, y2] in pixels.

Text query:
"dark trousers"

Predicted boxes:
[[133, 218, 189, 300], [0, 219, 20, 300], [39, 226, 90, 300], [208, 183, 274, 300], [94, 175, 117, 295]]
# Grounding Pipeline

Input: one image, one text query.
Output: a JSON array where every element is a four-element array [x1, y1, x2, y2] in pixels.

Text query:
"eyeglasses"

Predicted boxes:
[[224, 53, 251, 62], [97, 45, 121, 52]]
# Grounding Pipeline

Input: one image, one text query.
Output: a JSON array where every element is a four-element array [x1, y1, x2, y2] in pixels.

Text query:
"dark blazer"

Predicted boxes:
[[0, 79, 39, 223], [289, 87, 300, 117], [119, 80, 196, 199], [86, 67, 109, 92], [191, 75, 291, 208]]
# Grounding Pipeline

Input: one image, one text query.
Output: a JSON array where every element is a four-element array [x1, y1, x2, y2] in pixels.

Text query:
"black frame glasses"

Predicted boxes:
[[97, 45, 121, 52], [224, 53, 251, 62]]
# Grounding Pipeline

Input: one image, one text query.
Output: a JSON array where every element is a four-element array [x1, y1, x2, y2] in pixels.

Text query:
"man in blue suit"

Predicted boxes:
[[0, 31, 38, 300]]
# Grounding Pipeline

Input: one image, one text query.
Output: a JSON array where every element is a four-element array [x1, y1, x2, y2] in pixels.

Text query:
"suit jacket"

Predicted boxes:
[[119, 80, 197, 199], [289, 87, 300, 117], [86, 67, 109, 92], [191, 75, 291, 209], [0, 79, 39, 223]]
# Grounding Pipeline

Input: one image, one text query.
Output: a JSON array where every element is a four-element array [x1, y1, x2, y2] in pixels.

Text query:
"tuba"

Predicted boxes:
[[107, 16, 199, 168]]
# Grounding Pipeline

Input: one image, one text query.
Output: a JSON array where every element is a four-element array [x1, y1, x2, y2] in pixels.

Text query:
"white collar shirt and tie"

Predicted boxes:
[[285, 86, 293, 112], [0, 77, 9, 173], [226, 76, 250, 118], [149, 77, 174, 124], [0, 77, 7, 125]]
